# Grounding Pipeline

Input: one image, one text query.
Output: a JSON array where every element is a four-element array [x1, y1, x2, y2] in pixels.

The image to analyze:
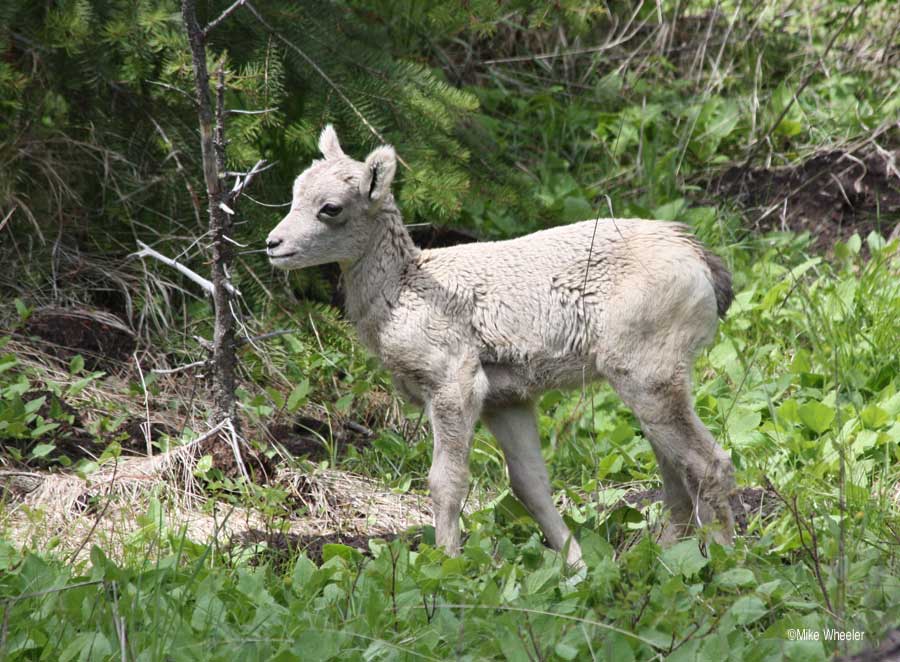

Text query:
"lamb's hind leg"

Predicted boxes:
[[609, 366, 736, 544], [655, 452, 718, 544], [482, 402, 583, 567]]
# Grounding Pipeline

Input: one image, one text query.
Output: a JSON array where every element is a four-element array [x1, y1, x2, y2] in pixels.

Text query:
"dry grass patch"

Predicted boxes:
[[1, 447, 434, 565]]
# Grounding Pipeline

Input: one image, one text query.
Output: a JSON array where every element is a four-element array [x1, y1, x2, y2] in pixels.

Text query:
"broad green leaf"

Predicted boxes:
[[66, 373, 103, 397], [193, 454, 213, 476], [266, 386, 285, 410], [729, 595, 767, 625], [59, 632, 112, 662], [867, 231, 886, 254], [75, 460, 99, 478], [860, 405, 888, 429], [554, 642, 580, 660], [727, 410, 761, 446], [852, 430, 878, 455], [562, 196, 593, 222], [89, 544, 121, 582], [14, 298, 30, 321], [30, 442, 56, 458], [776, 118, 803, 136], [609, 420, 635, 444], [495, 492, 533, 524], [69, 354, 84, 375], [789, 350, 812, 373], [660, 540, 709, 578], [287, 379, 310, 412], [322, 543, 361, 563], [715, 567, 756, 588], [653, 198, 686, 221], [334, 393, 354, 413], [31, 422, 59, 438], [798, 401, 835, 434], [0, 541, 15, 570], [596, 452, 623, 479], [191, 589, 226, 632], [599, 633, 636, 662], [524, 565, 558, 594], [707, 99, 739, 139], [23, 396, 46, 414], [709, 341, 739, 378], [292, 554, 316, 588]]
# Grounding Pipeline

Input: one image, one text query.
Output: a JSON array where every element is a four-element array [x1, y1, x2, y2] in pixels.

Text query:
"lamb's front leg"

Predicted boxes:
[[427, 383, 480, 556]]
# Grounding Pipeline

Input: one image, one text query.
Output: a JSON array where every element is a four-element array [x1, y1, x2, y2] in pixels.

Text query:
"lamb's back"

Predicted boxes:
[[404, 218, 714, 365]]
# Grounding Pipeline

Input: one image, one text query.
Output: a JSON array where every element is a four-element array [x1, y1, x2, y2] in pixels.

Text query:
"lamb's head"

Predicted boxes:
[[266, 125, 397, 270]]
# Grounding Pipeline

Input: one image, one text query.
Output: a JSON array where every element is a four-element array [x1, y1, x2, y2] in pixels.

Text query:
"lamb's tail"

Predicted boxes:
[[702, 248, 733, 319]]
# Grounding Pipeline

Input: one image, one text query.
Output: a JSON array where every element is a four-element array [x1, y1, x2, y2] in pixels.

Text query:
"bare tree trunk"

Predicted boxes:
[[181, 0, 239, 430]]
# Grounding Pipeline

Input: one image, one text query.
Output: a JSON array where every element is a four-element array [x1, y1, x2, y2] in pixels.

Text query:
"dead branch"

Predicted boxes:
[[182, 0, 243, 429], [226, 108, 277, 115], [151, 359, 208, 375], [133, 353, 153, 456], [240, 193, 291, 208], [144, 80, 196, 104], [129, 241, 241, 297], [0, 471, 44, 497], [0, 206, 15, 233], [229, 158, 272, 203], [203, 0, 246, 37], [344, 421, 374, 437], [235, 329, 295, 347]]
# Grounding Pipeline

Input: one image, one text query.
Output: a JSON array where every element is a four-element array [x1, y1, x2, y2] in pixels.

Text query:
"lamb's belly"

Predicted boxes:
[[481, 354, 601, 408]]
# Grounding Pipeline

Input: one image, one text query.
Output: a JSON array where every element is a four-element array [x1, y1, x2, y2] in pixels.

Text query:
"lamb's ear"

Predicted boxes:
[[359, 145, 397, 205], [318, 124, 344, 160]]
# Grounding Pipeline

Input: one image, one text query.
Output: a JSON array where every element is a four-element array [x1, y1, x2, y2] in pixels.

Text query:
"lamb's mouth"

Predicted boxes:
[[268, 252, 297, 261]]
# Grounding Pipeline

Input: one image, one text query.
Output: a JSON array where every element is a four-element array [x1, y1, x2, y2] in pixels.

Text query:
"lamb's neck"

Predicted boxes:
[[341, 203, 419, 331]]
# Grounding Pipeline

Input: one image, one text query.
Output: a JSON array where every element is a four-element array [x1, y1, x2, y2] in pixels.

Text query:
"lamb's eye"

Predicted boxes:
[[318, 204, 343, 218]]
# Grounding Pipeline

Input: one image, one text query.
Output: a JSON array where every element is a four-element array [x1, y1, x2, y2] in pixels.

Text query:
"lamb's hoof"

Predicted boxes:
[[563, 538, 585, 570], [565, 563, 588, 586], [657, 520, 693, 547], [565, 554, 586, 572], [707, 526, 734, 547]]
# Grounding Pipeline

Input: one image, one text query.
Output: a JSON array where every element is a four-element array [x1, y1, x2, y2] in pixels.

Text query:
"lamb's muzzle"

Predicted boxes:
[[267, 125, 737, 567]]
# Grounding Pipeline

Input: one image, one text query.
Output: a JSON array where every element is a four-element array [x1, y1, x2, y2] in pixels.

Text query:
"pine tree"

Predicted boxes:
[[0, 0, 492, 452], [1, 1, 487, 313]]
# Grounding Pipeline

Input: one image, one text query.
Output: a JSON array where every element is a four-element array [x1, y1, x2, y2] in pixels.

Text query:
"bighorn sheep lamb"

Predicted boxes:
[[266, 126, 736, 566]]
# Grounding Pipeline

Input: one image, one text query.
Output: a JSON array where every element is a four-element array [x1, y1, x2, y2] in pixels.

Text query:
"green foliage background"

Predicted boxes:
[[1, 0, 899, 660]]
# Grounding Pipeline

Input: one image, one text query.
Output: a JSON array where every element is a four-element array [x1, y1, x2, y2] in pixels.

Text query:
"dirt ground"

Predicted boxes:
[[713, 145, 900, 251], [836, 628, 900, 662], [24, 307, 136, 373], [234, 528, 405, 567]]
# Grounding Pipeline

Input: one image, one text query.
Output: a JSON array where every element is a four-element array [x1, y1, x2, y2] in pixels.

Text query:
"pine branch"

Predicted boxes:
[[241, 0, 410, 170]]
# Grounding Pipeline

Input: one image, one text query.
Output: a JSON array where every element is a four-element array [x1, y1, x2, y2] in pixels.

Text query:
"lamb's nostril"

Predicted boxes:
[[266, 238, 283, 251]]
